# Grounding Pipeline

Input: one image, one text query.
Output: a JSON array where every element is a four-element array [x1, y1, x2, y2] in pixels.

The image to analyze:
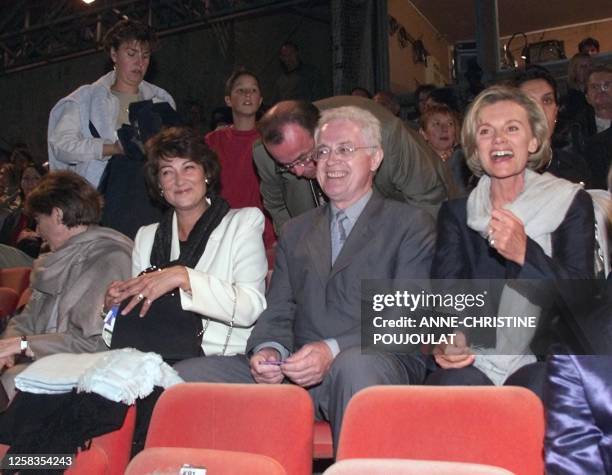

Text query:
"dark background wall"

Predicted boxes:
[[0, 6, 332, 162]]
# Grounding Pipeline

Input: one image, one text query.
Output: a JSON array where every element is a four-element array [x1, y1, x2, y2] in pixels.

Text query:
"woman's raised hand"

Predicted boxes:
[[488, 209, 527, 266]]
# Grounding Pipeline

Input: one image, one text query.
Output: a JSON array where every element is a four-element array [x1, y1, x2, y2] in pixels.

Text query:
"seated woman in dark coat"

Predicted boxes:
[[428, 85, 595, 398]]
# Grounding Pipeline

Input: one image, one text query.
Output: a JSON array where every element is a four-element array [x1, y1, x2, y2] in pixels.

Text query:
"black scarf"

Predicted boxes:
[[150, 195, 230, 269]]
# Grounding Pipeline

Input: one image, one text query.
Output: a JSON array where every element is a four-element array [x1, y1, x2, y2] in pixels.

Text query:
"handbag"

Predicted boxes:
[[110, 281, 203, 363]]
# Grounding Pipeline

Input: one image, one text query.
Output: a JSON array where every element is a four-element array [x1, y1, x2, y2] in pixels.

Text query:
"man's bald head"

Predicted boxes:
[[258, 100, 320, 145]]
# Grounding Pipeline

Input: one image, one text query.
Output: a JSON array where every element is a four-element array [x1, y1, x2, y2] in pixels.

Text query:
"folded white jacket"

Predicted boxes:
[[14, 348, 183, 404]]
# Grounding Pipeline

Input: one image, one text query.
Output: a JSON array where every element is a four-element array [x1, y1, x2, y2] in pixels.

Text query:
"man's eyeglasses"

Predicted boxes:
[[276, 142, 379, 173], [314, 142, 379, 162], [588, 81, 612, 93], [277, 151, 316, 173]]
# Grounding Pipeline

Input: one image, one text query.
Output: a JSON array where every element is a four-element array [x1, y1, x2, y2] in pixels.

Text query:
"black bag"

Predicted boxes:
[[110, 289, 203, 363], [98, 101, 181, 239]]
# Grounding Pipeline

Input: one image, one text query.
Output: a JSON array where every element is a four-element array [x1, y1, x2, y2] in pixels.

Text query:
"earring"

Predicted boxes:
[[205, 177, 210, 185], [159, 188, 164, 196]]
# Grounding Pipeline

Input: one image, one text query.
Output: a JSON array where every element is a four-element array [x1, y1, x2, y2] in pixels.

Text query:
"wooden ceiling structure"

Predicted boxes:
[[410, 0, 612, 43]]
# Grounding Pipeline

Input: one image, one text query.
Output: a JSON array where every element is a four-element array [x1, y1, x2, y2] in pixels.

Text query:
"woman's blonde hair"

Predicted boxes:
[[461, 85, 551, 177]]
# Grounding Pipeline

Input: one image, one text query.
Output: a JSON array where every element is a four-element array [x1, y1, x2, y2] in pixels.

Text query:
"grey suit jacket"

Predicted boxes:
[[246, 191, 436, 354], [253, 95, 459, 234]]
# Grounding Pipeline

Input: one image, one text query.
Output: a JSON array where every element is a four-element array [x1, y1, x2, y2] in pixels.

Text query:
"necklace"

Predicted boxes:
[[439, 150, 451, 162]]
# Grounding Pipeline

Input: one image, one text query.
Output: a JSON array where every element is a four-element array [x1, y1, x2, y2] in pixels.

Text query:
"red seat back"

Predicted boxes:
[[324, 458, 514, 474], [145, 383, 314, 475], [0, 287, 18, 319], [337, 386, 544, 475], [0, 267, 31, 296], [126, 447, 286, 475]]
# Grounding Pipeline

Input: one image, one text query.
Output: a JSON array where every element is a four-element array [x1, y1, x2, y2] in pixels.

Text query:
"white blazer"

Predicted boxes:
[[132, 207, 268, 356]]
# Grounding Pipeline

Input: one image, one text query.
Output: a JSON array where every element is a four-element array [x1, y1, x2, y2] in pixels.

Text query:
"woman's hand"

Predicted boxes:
[[118, 266, 190, 317], [104, 280, 126, 312], [433, 331, 475, 369], [102, 141, 123, 157], [488, 209, 527, 265]]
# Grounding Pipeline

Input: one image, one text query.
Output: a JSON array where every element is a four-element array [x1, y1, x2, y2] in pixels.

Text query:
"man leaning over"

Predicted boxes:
[[254, 95, 457, 234]]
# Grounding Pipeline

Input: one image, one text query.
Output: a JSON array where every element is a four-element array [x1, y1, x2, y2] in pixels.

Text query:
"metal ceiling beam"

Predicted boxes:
[[0, 0, 314, 75]]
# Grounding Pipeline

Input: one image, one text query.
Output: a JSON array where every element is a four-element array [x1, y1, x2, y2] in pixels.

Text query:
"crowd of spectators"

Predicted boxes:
[[0, 21, 610, 473]]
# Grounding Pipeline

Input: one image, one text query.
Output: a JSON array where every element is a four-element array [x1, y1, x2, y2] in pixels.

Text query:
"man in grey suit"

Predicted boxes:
[[254, 95, 458, 234], [175, 105, 435, 450]]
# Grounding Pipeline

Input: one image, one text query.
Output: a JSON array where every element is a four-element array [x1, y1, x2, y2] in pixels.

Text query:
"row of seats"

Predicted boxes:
[[127, 384, 544, 474], [5, 383, 540, 474], [0, 265, 545, 473]]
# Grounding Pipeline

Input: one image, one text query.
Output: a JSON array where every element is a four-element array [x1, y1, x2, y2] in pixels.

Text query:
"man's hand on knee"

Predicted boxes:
[[282, 341, 333, 388], [249, 348, 285, 384]]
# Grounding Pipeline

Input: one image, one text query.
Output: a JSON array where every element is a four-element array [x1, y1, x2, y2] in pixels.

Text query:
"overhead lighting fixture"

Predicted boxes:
[[82, 0, 95, 4]]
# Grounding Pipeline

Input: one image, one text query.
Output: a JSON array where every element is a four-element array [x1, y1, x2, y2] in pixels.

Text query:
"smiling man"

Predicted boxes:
[[176, 106, 436, 452], [253, 95, 456, 234]]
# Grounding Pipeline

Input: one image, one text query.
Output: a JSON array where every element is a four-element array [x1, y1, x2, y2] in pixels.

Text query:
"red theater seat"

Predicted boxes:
[[314, 420, 334, 459], [0, 287, 18, 319], [324, 458, 515, 474], [0, 267, 31, 296], [336, 386, 544, 475], [126, 447, 286, 475], [144, 382, 314, 475]]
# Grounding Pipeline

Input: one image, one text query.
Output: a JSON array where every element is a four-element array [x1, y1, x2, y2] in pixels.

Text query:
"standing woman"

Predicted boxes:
[[205, 69, 276, 248], [48, 19, 175, 237], [428, 86, 595, 398]]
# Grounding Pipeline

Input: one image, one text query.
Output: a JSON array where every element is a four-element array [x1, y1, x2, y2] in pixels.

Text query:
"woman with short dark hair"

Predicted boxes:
[[0, 171, 133, 399], [145, 126, 221, 201]]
